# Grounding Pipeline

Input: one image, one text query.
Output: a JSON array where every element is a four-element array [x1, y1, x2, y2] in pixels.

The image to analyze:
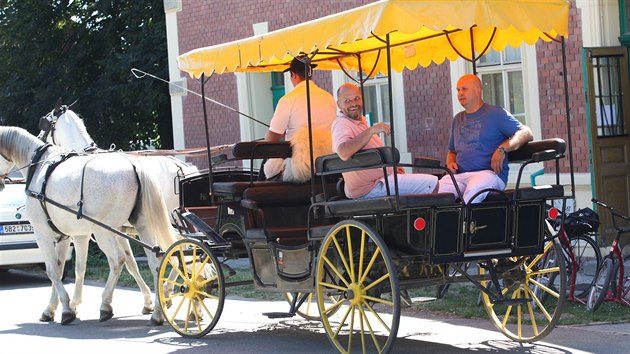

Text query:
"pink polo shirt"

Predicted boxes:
[[331, 113, 396, 198]]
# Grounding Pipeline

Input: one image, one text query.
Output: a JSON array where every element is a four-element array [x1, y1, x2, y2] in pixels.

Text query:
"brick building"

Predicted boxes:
[[163, 0, 630, 214]]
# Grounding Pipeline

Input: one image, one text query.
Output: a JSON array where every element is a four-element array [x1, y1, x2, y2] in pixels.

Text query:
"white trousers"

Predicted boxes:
[[360, 173, 438, 199], [438, 170, 506, 204]]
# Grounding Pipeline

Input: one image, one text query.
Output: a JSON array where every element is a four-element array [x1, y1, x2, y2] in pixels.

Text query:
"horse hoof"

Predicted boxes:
[[61, 312, 77, 325], [39, 313, 54, 322], [142, 306, 153, 315], [99, 310, 114, 322], [148, 318, 163, 326]]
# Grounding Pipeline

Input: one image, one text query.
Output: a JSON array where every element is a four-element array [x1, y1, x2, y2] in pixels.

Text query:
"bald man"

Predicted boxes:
[[439, 74, 533, 203], [332, 83, 437, 199]]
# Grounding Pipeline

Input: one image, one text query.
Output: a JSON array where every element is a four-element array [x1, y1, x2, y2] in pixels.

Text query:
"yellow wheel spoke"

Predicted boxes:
[[363, 272, 390, 293], [529, 266, 560, 277], [363, 295, 394, 307], [358, 303, 382, 353], [332, 234, 353, 283], [322, 255, 351, 287], [194, 294, 216, 321], [359, 247, 382, 284], [528, 278, 560, 299], [523, 287, 540, 337], [333, 304, 353, 338], [346, 226, 355, 282], [524, 286, 553, 321], [364, 299, 393, 332]]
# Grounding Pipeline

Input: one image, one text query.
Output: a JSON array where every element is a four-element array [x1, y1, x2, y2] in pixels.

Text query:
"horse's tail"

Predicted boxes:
[[134, 163, 179, 250]]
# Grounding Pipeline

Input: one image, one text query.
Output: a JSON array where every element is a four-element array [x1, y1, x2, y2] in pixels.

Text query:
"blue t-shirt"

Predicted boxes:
[[448, 103, 522, 183]]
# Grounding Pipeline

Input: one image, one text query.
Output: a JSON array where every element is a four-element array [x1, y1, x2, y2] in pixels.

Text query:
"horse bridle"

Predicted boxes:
[[37, 108, 62, 145], [37, 103, 98, 152]]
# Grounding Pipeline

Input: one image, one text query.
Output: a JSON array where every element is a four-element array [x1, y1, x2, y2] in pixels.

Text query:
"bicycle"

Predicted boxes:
[[586, 198, 630, 312], [533, 205, 602, 303]]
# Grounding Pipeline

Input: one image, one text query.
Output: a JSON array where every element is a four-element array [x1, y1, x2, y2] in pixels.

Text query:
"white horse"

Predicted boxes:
[[0, 126, 177, 325], [37, 105, 198, 320]]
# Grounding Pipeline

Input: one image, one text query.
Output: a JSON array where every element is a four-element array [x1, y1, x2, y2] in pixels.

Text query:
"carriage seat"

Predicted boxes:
[[314, 147, 457, 216], [231, 141, 292, 160], [240, 181, 341, 245], [483, 138, 566, 202]]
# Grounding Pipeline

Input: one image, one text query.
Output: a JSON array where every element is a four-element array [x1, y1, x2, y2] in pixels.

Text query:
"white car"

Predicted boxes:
[[0, 178, 72, 275]]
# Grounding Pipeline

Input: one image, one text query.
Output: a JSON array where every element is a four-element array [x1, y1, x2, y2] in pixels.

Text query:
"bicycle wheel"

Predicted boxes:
[[586, 256, 614, 312], [568, 234, 601, 298], [316, 219, 400, 354]]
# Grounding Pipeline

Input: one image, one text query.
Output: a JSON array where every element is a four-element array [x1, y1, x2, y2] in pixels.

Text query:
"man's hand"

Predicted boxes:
[[445, 151, 458, 173], [370, 122, 391, 136], [491, 148, 506, 174]]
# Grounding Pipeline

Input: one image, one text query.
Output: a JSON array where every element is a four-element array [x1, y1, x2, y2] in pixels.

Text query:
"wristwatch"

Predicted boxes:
[[497, 146, 507, 155]]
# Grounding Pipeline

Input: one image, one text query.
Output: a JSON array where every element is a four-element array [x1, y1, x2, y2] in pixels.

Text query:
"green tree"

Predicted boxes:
[[0, 0, 172, 150]]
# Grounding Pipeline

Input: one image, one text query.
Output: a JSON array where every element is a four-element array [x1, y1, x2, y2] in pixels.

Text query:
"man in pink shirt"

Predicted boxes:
[[332, 83, 438, 199]]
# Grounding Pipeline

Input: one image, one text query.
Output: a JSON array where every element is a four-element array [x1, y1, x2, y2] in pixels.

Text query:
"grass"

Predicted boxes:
[[405, 283, 630, 326], [75, 258, 629, 326]]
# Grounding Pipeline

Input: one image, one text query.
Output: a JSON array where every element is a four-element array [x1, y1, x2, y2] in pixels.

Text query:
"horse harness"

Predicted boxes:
[[38, 105, 98, 152]]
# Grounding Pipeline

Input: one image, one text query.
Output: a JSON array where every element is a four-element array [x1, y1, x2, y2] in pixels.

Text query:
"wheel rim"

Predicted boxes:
[[569, 235, 601, 298], [158, 239, 225, 338], [284, 292, 340, 321], [587, 257, 613, 312], [479, 239, 566, 342], [316, 220, 400, 354]]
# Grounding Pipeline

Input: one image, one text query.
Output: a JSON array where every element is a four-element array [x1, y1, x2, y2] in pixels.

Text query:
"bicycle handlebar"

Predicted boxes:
[[591, 198, 630, 233]]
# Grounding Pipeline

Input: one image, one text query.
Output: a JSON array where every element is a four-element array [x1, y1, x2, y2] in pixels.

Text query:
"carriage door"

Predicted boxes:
[[585, 47, 630, 244]]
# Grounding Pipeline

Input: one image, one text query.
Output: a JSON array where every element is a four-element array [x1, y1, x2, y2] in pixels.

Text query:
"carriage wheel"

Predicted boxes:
[[315, 220, 400, 354], [479, 238, 566, 342], [158, 239, 225, 338], [284, 292, 340, 321]]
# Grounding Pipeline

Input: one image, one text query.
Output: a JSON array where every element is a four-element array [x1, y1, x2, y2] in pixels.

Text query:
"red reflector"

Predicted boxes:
[[548, 207, 559, 220], [414, 217, 426, 231]]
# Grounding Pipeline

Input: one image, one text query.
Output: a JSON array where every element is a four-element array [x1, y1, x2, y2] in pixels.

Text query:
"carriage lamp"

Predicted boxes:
[[414, 217, 426, 231], [548, 207, 559, 220]]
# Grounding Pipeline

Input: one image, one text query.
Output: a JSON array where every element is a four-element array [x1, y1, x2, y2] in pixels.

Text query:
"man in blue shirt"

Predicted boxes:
[[439, 74, 534, 203]]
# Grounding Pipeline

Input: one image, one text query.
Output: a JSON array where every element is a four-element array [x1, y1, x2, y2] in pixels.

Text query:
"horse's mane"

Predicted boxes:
[[0, 126, 44, 162], [61, 110, 94, 144]]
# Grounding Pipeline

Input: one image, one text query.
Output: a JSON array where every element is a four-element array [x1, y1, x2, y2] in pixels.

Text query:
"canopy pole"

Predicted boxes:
[[386, 33, 400, 201], [561, 37, 576, 198], [303, 55, 317, 201], [200, 74, 215, 201], [357, 54, 367, 116], [470, 28, 477, 75]]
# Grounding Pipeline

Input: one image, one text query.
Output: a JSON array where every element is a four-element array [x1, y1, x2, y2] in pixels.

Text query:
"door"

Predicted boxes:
[[585, 47, 630, 245]]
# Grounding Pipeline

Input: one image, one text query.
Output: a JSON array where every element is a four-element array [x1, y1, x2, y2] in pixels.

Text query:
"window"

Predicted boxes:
[[591, 54, 627, 137], [270, 72, 285, 110], [477, 47, 526, 125], [355, 73, 392, 144]]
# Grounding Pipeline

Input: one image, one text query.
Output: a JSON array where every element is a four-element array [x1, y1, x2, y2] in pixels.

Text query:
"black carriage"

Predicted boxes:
[[157, 1, 575, 353]]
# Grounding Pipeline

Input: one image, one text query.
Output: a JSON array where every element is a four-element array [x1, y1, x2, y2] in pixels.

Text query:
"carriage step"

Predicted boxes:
[[263, 312, 296, 319]]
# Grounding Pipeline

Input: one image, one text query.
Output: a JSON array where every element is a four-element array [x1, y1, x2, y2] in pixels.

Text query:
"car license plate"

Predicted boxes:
[[0, 224, 34, 234]]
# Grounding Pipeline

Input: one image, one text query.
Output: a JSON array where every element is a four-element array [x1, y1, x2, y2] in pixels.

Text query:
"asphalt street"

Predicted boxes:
[[1, 269, 628, 354]]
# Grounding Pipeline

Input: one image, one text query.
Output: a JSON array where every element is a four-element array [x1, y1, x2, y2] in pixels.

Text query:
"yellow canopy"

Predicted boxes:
[[178, 0, 569, 78]]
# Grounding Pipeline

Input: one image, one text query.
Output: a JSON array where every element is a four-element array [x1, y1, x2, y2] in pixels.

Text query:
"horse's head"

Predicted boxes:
[[37, 102, 97, 152], [0, 151, 16, 191]]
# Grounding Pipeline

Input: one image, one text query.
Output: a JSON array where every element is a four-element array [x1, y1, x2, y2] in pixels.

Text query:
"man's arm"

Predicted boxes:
[[445, 151, 458, 172], [336, 122, 390, 160], [491, 126, 534, 174], [265, 130, 284, 142]]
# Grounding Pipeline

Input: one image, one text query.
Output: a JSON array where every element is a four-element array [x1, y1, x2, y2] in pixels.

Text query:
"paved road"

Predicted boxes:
[[1, 269, 628, 353]]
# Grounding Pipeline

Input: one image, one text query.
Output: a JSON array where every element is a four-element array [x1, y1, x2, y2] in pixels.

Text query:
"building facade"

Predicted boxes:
[[164, 0, 629, 239]]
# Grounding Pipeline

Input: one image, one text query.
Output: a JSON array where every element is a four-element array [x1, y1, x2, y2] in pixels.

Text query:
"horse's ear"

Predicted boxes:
[[55, 98, 62, 111]]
